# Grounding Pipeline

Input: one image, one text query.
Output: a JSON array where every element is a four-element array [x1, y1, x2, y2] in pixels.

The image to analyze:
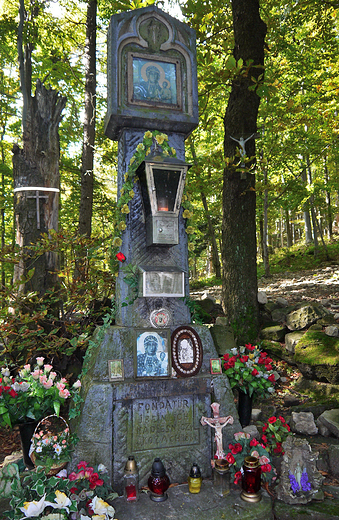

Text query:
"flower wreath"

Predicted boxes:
[[112, 130, 196, 266]]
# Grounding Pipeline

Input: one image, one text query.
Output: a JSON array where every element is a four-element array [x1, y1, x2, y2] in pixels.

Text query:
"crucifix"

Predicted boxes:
[[13, 187, 59, 229], [229, 133, 259, 178], [201, 402, 234, 460]]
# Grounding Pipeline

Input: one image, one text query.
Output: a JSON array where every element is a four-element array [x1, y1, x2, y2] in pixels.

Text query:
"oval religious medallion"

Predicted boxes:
[[171, 326, 203, 378], [150, 308, 171, 328]]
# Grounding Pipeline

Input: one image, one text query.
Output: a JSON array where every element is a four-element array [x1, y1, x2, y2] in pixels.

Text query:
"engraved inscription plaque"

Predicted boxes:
[[132, 396, 198, 451], [139, 266, 185, 297]]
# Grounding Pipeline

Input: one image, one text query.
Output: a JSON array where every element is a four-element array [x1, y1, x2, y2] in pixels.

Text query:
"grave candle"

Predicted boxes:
[[240, 456, 261, 503], [123, 456, 139, 502], [148, 457, 170, 502]]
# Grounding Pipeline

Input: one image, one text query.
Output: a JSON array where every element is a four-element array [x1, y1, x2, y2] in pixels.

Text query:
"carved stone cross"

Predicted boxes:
[[201, 403, 234, 460], [14, 187, 59, 229]]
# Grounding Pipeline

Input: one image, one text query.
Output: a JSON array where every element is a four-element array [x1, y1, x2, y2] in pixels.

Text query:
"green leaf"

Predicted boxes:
[[53, 400, 60, 416]]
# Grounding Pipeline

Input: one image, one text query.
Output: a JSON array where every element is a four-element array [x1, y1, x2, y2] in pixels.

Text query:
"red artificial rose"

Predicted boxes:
[[70, 487, 78, 494], [265, 364, 273, 371], [262, 424, 267, 432], [268, 374, 275, 383], [234, 471, 242, 485], [89, 472, 104, 489], [86, 500, 94, 515], [260, 352, 267, 359], [274, 443, 282, 454], [258, 357, 265, 365], [266, 357, 273, 363], [77, 461, 88, 470], [261, 464, 272, 473], [268, 416, 277, 424], [116, 252, 126, 262], [68, 472, 77, 481], [278, 416, 286, 423], [245, 344, 255, 351], [230, 443, 242, 455], [261, 434, 268, 444], [226, 453, 235, 465], [251, 368, 259, 376], [228, 359, 235, 368], [240, 355, 249, 363], [223, 353, 230, 362], [223, 362, 230, 370], [9, 388, 17, 398], [284, 424, 291, 432], [250, 438, 259, 447]]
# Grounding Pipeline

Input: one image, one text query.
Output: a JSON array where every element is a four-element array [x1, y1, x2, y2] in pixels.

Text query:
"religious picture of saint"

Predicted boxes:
[[210, 358, 222, 375], [136, 331, 170, 378], [178, 337, 194, 364], [132, 56, 177, 106], [108, 359, 124, 381]]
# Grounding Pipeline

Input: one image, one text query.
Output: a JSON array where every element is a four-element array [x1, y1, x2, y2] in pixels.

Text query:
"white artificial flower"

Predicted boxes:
[[73, 380, 81, 389], [45, 490, 71, 512], [245, 361, 254, 368], [267, 387, 275, 393], [55, 469, 67, 478], [36, 446, 42, 453], [231, 348, 238, 355], [12, 382, 30, 392], [1, 367, 10, 377], [90, 496, 115, 518], [239, 346, 245, 354], [19, 495, 46, 517], [80, 516, 92, 520], [263, 373, 268, 379], [54, 444, 62, 455], [97, 464, 108, 473]]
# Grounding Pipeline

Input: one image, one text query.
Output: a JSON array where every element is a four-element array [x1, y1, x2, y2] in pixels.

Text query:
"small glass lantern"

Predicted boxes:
[[148, 457, 170, 502], [123, 456, 139, 502], [213, 459, 230, 497], [136, 152, 190, 246], [240, 456, 261, 503], [188, 463, 202, 494]]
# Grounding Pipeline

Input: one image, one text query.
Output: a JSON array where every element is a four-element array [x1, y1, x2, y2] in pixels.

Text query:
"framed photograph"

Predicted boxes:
[[135, 329, 171, 379], [128, 52, 182, 110], [171, 326, 203, 378], [210, 358, 222, 375], [108, 359, 124, 381]]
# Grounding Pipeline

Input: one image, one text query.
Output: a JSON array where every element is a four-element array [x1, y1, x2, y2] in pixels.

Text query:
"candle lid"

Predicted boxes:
[[125, 455, 138, 473], [214, 459, 229, 471], [189, 463, 201, 478], [244, 456, 260, 468], [151, 457, 166, 477]]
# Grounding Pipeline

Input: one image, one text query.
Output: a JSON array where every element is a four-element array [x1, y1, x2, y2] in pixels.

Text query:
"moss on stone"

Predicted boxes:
[[294, 330, 339, 366]]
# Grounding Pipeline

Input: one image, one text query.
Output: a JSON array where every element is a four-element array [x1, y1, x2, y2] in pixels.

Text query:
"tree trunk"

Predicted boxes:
[[222, 0, 266, 342], [78, 0, 97, 238], [285, 209, 292, 247], [12, 80, 66, 295], [301, 166, 313, 244], [324, 156, 333, 239]]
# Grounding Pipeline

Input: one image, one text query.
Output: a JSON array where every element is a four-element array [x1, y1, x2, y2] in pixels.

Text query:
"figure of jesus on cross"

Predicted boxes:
[[201, 403, 234, 460]]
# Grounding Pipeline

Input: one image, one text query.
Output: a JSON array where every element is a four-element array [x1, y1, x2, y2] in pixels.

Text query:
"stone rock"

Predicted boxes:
[[258, 291, 268, 304], [283, 394, 301, 407], [320, 298, 330, 306], [290, 411, 318, 435], [271, 308, 287, 323], [317, 409, 339, 438], [210, 325, 236, 356], [243, 424, 260, 440], [294, 330, 339, 384], [308, 323, 323, 331], [317, 315, 338, 326], [251, 408, 262, 421], [286, 303, 327, 331], [276, 297, 289, 307], [285, 331, 304, 354], [334, 313, 339, 320], [324, 325, 339, 337], [198, 296, 216, 314], [328, 444, 339, 478], [215, 316, 228, 326], [316, 418, 331, 437], [260, 324, 287, 341]]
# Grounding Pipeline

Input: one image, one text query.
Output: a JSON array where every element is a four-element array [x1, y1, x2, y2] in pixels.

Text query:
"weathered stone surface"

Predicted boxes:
[[317, 409, 339, 439], [215, 316, 228, 326], [276, 297, 289, 307], [274, 497, 339, 520], [251, 408, 262, 421], [285, 331, 305, 354], [283, 394, 301, 407], [271, 308, 286, 323], [294, 330, 339, 384], [328, 445, 339, 478], [286, 303, 328, 331], [290, 411, 318, 435], [260, 324, 287, 341], [243, 424, 260, 440], [258, 291, 268, 304], [112, 483, 274, 520], [210, 325, 236, 355], [325, 325, 339, 337]]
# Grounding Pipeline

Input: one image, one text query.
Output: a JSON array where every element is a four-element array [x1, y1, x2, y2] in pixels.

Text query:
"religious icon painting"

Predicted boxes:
[[210, 358, 222, 375], [171, 326, 203, 378], [108, 359, 124, 382], [135, 329, 171, 379], [127, 52, 182, 110]]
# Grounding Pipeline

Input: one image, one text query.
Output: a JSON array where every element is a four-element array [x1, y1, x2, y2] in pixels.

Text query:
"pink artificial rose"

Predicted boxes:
[[44, 364, 53, 372], [251, 450, 259, 458], [59, 388, 71, 398], [77, 461, 88, 470], [32, 370, 41, 379], [49, 372, 57, 381], [39, 375, 47, 384], [73, 380, 81, 389], [42, 380, 53, 389], [68, 472, 77, 481], [259, 455, 270, 465], [36, 357, 45, 366], [24, 364, 31, 372], [56, 382, 66, 391]]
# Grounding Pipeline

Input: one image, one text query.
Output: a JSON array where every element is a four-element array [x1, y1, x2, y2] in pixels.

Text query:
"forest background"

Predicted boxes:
[[0, 0, 338, 370]]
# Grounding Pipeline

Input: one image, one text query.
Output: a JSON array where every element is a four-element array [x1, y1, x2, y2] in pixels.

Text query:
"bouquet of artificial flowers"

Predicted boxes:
[[0, 358, 81, 428], [222, 343, 276, 397], [260, 415, 292, 454]]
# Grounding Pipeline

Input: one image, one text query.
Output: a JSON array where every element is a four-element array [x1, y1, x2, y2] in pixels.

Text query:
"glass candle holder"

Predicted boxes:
[[123, 456, 139, 502], [240, 456, 261, 503], [148, 457, 170, 502], [213, 459, 230, 497], [188, 463, 202, 494]]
